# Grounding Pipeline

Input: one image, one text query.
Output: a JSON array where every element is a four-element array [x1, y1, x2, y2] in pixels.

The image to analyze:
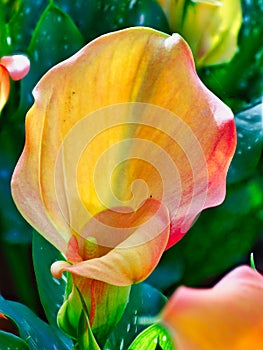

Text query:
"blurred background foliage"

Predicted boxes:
[[0, 0, 262, 315]]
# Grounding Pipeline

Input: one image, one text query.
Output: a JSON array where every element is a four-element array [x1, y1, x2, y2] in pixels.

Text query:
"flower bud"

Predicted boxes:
[[157, 0, 242, 66]]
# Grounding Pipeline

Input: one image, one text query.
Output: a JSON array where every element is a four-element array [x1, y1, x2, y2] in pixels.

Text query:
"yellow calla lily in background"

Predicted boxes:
[[161, 266, 263, 350], [0, 54, 30, 113], [157, 0, 242, 66], [11, 27, 235, 337]]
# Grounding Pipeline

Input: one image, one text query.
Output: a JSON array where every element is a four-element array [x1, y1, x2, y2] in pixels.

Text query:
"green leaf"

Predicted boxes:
[[56, 280, 101, 349], [0, 330, 29, 350], [228, 103, 263, 183], [0, 295, 72, 350], [57, 273, 130, 347], [19, 2, 84, 115], [7, 0, 48, 52], [54, 0, 98, 41], [56, 281, 82, 341], [55, 0, 170, 43], [250, 252, 256, 271], [77, 309, 101, 350], [32, 231, 72, 347], [0, 4, 11, 55], [104, 284, 167, 350], [109, 0, 170, 32], [32, 231, 66, 326], [128, 324, 175, 350], [91, 284, 131, 347]]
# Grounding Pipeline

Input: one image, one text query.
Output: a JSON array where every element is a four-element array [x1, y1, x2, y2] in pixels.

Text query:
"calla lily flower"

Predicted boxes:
[[11, 27, 235, 341], [161, 266, 263, 350], [0, 54, 30, 113], [11, 26, 236, 284], [157, 0, 242, 66], [11, 27, 236, 258]]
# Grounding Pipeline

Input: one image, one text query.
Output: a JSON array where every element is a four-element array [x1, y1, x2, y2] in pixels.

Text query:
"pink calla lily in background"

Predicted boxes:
[[161, 265, 263, 350], [0, 54, 30, 113]]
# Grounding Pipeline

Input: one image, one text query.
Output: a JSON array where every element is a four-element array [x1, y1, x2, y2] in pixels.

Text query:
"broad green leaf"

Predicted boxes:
[[228, 103, 263, 183], [104, 284, 167, 350], [56, 280, 101, 349], [0, 295, 73, 350], [77, 310, 101, 350], [7, 0, 48, 51], [235, 0, 263, 102], [55, 0, 170, 42], [103, 0, 169, 32], [0, 0, 21, 22], [0, 4, 10, 55], [54, 0, 98, 40], [0, 330, 29, 349], [32, 231, 72, 348], [19, 2, 84, 115], [57, 275, 130, 348], [128, 324, 175, 350], [32, 231, 66, 326]]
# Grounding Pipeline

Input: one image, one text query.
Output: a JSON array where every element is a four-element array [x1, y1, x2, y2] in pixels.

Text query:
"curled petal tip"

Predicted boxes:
[[51, 199, 170, 286], [51, 260, 71, 279]]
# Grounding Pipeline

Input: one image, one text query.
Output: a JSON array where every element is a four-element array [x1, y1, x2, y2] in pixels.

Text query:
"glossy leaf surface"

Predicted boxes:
[[19, 2, 84, 112], [55, 0, 170, 42], [0, 331, 29, 350], [228, 103, 263, 183], [32, 231, 67, 326], [105, 283, 167, 349], [0, 295, 72, 350], [128, 324, 174, 350]]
